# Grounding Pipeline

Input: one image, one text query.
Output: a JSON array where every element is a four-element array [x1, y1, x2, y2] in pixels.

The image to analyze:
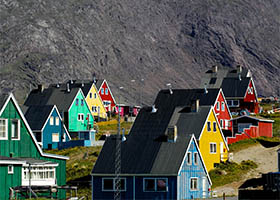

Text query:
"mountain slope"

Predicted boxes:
[[0, 0, 279, 104]]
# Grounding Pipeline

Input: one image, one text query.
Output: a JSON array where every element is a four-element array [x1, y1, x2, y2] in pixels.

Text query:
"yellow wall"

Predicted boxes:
[[85, 84, 107, 120], [199, 108, 228, 172]]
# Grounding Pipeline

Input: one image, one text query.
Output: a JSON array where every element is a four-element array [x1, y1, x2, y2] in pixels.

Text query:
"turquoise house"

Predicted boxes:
[[24, 105, 71, 149]]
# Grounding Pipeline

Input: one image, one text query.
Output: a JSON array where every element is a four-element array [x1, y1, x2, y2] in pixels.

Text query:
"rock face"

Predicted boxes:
[[0, 0, 279, 104]]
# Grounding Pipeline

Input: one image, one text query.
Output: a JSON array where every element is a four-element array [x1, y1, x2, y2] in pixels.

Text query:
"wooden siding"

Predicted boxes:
[[214, 91, 232, 131], [42, 108, 70, 149], [259, 122, 273, 137], [0, 100, 66, 199], [178, 140, 210, 199], [98, 81, 116, 112], [68, 91, 94, 132]]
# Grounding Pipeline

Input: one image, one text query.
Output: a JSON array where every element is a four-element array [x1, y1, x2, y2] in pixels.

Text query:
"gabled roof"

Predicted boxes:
[[231, 115, 274, 123], [94, 79, 105, 90], [64, 80, 94, 97], [221, 77, 251, 98], [24, 84, 81, 114], [25, 105, 54, 131], [92, 105, 211, 175], [0, 93, 68, 160]]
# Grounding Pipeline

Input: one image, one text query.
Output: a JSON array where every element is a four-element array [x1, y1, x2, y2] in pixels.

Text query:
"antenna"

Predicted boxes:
[[166, 83, 173, 94]]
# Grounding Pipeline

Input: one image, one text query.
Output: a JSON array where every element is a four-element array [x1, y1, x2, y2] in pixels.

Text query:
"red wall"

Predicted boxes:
[[214, 91, 232, 131], [259, 122, 273, 137], [99, 81, 116, 112], [243, 81, 259, 113]]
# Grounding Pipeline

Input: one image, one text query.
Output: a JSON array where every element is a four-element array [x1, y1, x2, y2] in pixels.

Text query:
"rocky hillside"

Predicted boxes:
[[0, 0, 279, 104]]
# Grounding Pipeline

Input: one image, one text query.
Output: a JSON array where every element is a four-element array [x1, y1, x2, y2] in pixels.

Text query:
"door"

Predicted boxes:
[[202, 177, 207, 198]]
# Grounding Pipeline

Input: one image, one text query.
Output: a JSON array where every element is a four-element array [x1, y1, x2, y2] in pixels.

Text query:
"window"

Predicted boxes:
[[0, 119, 8, 140], [8, 165, 14, 174], [52, 133, 59, 142], [92, 106, 97, 113], [63, 133, 66, 142], [233, 100, 239, 106], [190, 178, 198, 190], [207, 121, 211, 132], [102, 178, 126, 191], [78, 114, 84, 121], [105, 88, 108, 95], [220, 119, 223, 128], [22, 166, 56, 186], [216, 102, 220, 111], [227, 100, 239, 107], [221, 102, 225, 111], [94, 93, 97, 99], [187, 152, 191, 165], [55, 117, 59, 126], [50, 116, 54, 125], [101, 88, 104, 95], [225, 120, 229, 129], [81, 99, 84, 106], [11, 119, 20, 140], [76, 98, 79, 106], [144, 178, 168, 192], [213, 122, 217, 132], [89, 93, 92, 98], [210, 143, 217, 153], [194, 152, 198, 165]]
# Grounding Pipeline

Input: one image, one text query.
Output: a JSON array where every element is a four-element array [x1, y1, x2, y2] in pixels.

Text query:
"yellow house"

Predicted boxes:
[[198, 106, 229, 171], [70, 80, 108, 120]]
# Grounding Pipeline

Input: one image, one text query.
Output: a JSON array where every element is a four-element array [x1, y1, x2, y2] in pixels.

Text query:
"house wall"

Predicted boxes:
[[199, 109, 228, 171], [0, 100, 66, 199], [69, 91, 94, 132], [85, 85, 107, 120], [92, 176, 177, 200], [42, 108, 70, 149], [214, 91, 232, 131], [243, 81, 259, 113], [0, 164, 22, 199], [178, 140, 210, 199], [99, 81, 116, 112], [259, 122, 273, 137]]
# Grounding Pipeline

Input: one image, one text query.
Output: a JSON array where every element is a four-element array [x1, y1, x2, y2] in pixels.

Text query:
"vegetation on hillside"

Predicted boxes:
[[95, 119, 133, 138], [209, 160, 258, 188], [228, 139, 258, 153]]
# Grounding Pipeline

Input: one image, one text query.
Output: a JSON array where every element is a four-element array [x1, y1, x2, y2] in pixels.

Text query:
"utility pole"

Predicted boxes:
[[114, 87, 123, 200]]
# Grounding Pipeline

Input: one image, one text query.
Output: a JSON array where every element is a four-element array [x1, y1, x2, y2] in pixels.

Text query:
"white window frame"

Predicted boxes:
[[55, 117, 59, 126], [190, 177, 198, 191], [194, 152, 198, 165], [101, 88, 104, 95], [210, 143, 217, 154], [78, 114, 84, 121], [102, 178, 126, 192], [187, 152, 192, 165], [220, 119, 224, 128], [221, 102, 225, 111], [213, 122, 217, 132], [11, 119, 20, 140], [105, 88, 108, 95], [216, 101, 220, 111], [50, 116, 54, 125], [0, 119, 8, 140], [8, 165, 14, 174], [22, 166, 56, 186], [207, 121, 211, 132], [52, 133, 59, 142], [143, 178, 168, 192]]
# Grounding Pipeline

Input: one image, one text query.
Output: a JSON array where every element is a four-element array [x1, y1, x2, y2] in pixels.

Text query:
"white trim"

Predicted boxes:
[[86, 83, 107, 116], [11, 119, 20, 140], [0, 118, 8, 140], [0, 94, 68, 160], [190, 177, 198, 191], [8, 165, 14, 174], [0, 160, 26, 165], [198, 108, 212, 141], [187, 152, 192, 165], [250, 79, 258, 103], [210, 142, 217, 154], [231, 115, 274, 123], [194, 152, 198, 165], [219, 89, 233, 119], [221, 102, 225, 111], [98, 80, 117, 105], [216, 101, 220, 111]]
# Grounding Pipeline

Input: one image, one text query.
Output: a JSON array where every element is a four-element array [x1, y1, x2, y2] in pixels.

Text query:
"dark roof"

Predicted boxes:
[[0, 156, 56, 165], [0, 93, 10, 109], [94, 79, 105, 90], [63, 80, 94, 97], [221, 77, 251, 98], [25, 105, 54, 131], [24, 84, 80, 114], [92, 104, 211, 175]]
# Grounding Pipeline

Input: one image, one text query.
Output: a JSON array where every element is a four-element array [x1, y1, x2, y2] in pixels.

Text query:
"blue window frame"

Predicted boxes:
[[102, 178, 126, 191], [143, 178, 168, 192], [76, 98, 79, 106]]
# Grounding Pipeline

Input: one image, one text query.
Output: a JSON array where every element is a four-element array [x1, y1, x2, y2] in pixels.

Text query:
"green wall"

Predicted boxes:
[[0, 100, 66, 199], [68, 91, 94, 132]]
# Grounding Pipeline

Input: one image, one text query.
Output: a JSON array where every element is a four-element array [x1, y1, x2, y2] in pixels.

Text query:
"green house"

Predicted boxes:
[[24, 83, 94, 137], [0, 93, 68, 199]]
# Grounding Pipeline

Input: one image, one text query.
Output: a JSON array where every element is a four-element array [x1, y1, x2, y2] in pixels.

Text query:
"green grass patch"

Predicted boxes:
[[209, 160, 258, 188], [228, 139, 258, 153], [96, 120, 133, 136]]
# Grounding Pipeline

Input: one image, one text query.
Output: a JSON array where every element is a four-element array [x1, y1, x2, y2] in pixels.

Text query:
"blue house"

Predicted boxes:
[[91, 104, 212, 199], [24, 105, 71, 149]]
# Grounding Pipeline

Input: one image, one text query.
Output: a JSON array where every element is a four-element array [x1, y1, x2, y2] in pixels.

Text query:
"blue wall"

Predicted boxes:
[[92, 176, 177, 200], [42, 108, 70, 149], [178, 140, 211, 199]]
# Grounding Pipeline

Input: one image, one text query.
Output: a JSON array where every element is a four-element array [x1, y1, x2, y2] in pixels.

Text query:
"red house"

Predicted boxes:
[[227, 115, 274, 144], [200, 65, 259, 114], [95, 79, 116, 113]]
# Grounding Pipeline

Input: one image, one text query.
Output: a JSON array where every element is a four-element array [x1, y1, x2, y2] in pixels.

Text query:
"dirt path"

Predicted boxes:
[[214, 144, 279, 196]]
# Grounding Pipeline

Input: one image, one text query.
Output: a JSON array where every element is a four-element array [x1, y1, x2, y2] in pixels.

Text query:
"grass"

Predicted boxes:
[[95, 119, 133, 138], [209, 160, 258, 188], [228, 139, 258, 153]]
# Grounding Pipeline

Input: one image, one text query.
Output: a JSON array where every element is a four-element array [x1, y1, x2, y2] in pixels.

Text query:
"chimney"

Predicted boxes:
[[191, 99, 200, 112], [93, 73, 97, 83], [56, 83, 60, 88], [237, 65, 242, 73], [238, 74, 242, 81], [151, 105, 157, 113], [212, 65, 218, 73], [81, 80, 84, 87], [166, 83, 173, 94], [204, 83, 208, 94], [167, 125, 177, 142], [38, 84, 44, 93], [70, 79, 73, 84], [67, 83, 70, 92]]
